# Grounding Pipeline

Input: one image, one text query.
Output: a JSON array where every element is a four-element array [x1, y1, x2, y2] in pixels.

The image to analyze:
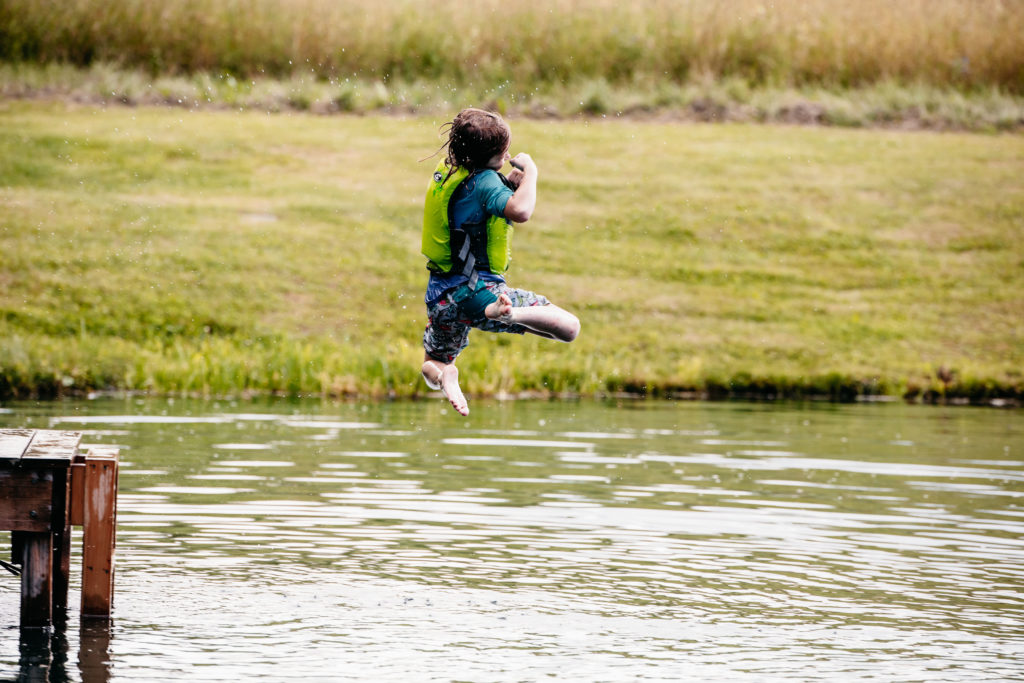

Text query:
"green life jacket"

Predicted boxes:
[[421, 159, 514, 279]]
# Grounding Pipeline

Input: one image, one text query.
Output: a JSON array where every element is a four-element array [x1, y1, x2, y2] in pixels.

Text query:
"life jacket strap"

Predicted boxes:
[[457, 236, 477, 288]]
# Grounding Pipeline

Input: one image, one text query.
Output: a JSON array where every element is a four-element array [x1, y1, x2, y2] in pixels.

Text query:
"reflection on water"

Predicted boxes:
[[1, 398, 1022, 681], [14, 620, 112, 683]]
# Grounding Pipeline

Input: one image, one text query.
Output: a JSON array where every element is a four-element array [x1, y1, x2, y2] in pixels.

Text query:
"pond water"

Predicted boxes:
[[1, 398, 1022, 681]]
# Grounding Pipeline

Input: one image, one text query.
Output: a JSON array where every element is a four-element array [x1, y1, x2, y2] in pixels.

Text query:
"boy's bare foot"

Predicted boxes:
[[485, 293, 514, 324], [439, 364, 469, 416]]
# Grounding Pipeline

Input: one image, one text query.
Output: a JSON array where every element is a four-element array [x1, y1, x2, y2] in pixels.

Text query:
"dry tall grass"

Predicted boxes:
[[1, 0, 1022, 91]]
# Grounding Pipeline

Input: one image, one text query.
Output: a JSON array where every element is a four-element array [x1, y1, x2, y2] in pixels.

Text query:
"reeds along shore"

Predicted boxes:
[[1, 0, 1022, 93]]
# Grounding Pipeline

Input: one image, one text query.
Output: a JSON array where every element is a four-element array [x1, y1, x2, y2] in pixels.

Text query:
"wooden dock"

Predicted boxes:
[[0, 429, 119, 628]]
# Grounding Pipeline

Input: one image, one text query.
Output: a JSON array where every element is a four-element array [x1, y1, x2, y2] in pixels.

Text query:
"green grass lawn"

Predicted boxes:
[[1, 101, 1022, 402]]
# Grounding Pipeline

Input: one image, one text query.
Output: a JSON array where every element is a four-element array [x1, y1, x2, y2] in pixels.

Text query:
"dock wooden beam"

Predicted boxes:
[[81, 449, 119, 617]]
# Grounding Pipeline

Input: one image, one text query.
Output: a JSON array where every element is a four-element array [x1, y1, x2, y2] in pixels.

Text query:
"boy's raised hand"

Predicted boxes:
[[509, 153, 536, 172], [504, 152, 539, 223], [507, 152, 536, 188]]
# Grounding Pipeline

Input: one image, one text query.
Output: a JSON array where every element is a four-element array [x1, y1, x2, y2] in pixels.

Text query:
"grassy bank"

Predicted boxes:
[[2, 0, 1022, 92], [1, 101, 1022, 403], [3, 62, 1023, 132]]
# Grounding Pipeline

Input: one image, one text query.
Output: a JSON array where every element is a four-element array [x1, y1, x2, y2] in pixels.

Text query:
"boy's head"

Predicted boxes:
[[443, 108, 510, 171]]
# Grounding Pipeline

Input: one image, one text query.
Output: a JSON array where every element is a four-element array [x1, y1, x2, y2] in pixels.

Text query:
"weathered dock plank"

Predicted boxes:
[[23, 431, 83, 463], [0, 429, 33, 460]]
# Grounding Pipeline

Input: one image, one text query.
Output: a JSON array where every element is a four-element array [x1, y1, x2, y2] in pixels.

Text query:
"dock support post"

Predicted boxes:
[[81, 450, 118, 617], [52, 467, 72, 615], [20, 532, 53, 629]]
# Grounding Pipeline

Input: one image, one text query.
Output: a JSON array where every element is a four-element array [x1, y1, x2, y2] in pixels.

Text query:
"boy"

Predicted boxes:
[[420, 109, 580, 416]]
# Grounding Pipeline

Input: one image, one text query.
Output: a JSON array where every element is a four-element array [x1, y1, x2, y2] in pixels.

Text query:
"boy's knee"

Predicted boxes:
[[563, 315, 581, 342]]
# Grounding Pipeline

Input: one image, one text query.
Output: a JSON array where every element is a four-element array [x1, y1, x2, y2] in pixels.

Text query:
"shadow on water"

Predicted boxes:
[[15, 620, 111, 683]]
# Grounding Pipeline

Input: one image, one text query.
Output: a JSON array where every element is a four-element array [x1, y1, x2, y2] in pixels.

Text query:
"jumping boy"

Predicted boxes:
[[420, 108, 580, 416]]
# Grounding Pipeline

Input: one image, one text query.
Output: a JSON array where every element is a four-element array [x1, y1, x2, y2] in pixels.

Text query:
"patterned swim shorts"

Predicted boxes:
[[422, 281, 550, 363]]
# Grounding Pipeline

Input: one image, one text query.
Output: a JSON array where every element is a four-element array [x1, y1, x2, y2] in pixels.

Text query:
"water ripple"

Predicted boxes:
[[2, 399, 1022, 681]]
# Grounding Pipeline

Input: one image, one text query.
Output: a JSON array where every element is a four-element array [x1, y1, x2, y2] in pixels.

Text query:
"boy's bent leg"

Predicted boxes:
[[517, 304, 581, 342], [486, 294, 580, 342], [422, 356, 470, 416]]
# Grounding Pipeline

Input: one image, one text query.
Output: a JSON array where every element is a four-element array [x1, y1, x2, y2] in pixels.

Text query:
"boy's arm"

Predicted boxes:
[[503, 153, 537, 223]]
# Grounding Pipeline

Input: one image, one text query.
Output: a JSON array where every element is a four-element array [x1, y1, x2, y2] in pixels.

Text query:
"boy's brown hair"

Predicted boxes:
[[441, 108, 510, 172]]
